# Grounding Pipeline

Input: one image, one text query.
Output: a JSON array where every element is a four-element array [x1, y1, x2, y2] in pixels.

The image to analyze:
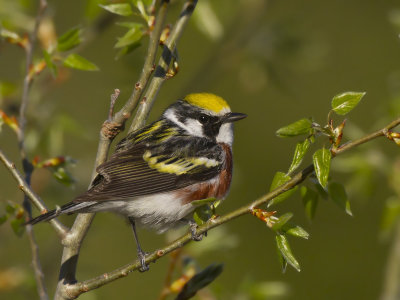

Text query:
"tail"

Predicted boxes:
[[27, 201, 96, 225]]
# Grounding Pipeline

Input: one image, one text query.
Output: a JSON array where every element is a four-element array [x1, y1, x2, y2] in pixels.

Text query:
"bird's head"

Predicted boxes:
[[163, 93, 247, 145]]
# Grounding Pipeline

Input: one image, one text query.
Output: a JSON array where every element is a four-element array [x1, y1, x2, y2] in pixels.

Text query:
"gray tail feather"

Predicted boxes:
[[27, 201, 96, 225]]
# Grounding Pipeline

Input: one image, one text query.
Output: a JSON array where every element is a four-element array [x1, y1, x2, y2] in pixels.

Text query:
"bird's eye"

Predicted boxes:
[[198, 114, 209, 124]]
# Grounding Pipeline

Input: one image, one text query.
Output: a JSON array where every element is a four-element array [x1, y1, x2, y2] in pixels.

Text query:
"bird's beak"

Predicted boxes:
[[223, 112, 247, 123]]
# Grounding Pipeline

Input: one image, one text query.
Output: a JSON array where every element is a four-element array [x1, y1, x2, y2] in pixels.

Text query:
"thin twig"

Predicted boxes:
[[129, 0, 198, 132], [63, 117, 400, 297], [158, 249, 183, 300], [0, 149, 67, 238], [16, 1, 50, 299]]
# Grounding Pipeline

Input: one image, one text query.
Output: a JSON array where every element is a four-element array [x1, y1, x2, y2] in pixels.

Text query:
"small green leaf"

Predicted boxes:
[[331, 91, 366, 115], [271, 213, 293, 231], [276, 234, 300, 272], [57, 27, 82, 52], [328, 182, 352, 216], [0, 214, 8, 225], [288, 139, 310, 173], [276, 246, 288, 273], [43, 50, 57, 77], [115, 25, 143, 48], [268, 172, 297, 207], [276, 118, 312, 138], [301, 186, 319, 220], [11, 218, 25, 237], [312, 148, 331, 188], [176, 264, 224, 300], [193, 205, 212, 226], [191, 197, 217, 206], [63, 54, 99, 71], [99, 3, 133, 16], [115, 43, 142, 60], [284, 224, 309, 239], [5, 203, 16, 214], [52, 167, 75, 186]]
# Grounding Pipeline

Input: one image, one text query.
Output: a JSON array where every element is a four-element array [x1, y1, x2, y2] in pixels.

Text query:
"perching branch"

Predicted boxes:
[[62, 117, 400, 297]]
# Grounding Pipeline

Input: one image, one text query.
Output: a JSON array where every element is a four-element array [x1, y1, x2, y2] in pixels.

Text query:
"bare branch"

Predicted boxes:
[[129, 0, 198, 132], [0, 149, 67, 238], [63, 117, 400, 297]]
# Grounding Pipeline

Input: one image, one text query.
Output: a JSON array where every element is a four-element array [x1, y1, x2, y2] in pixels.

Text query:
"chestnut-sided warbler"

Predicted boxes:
[[28, 93, 246, 271]]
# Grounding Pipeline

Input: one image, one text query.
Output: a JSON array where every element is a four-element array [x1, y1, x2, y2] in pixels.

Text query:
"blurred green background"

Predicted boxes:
[[1, 0, 400, 299]]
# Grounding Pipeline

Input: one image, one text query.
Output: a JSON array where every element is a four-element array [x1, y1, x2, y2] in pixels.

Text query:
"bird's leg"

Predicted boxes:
[[188, 219, 204, 241], [128, 217, 149, 272]]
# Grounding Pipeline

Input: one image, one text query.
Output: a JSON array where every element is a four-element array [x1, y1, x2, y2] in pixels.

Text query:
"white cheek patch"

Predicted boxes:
[[164, 109, 204, 137], [216, 123, 233, 145], [184, 119, 204, 137]]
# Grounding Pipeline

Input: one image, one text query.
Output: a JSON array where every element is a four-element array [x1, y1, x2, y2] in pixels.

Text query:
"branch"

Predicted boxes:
[[0, 150, 67, 237], [64, 117, 400, 297], [15, 1, 51, 299], [54, 2, 171, 299], [129, 0, 198, 132]]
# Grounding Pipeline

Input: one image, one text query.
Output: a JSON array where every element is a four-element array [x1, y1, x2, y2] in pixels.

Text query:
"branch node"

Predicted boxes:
[[135, 82, 142, 91], [157, 249, 165, 257], [101, 121, 124, 140]]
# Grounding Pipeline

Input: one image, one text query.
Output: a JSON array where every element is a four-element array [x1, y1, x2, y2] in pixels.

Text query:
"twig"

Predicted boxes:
[[54, 2, 171, 299], [158, 249, 183, 300], [129, 0, 198, 132], [15, 1, 50, 299], [0, 149, 67, 238], [63, 117, 400, 297]]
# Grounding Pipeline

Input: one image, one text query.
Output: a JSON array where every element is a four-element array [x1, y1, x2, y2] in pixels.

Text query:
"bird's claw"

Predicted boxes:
[[137, 251, 149, 272], [189, 221, 203, 241]]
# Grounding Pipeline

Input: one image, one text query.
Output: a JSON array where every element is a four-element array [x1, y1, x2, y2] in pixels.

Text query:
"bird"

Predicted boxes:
[[28, 93, 246, 271]]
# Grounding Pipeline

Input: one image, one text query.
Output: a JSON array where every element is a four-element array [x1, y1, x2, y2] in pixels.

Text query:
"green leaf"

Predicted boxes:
[[331, 91, 366, 115], [312, 148, 331, 188], [52, 167, 75, 186], [276, 118, 312, 138], [276, 246, 288, 273], [271, 213, 293, 231], [99, 3, 133, 16], [176, 264, 224, 300], [63, 54, 99, 71], [11, 218, 25, 237], [191, 197, 217, 206], [284, 224, 309, 239], [301, 186, 319, 220], [288, 139, 310, 173], [115, 24, 143, 48], [43, 50, 57, 77], [5, 203, 16, 214], [57, 27, 82, 52], [132, 0, 153, 7], [268, 172, 297, 207], [276, 234, 300, 272], [0, 214, 8, 225], [193, 205, 212, 226], [328, 182, 352, 216]]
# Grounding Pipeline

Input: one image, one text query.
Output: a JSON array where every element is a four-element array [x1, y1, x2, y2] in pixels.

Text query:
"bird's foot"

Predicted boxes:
[[189, 220, 203, 241], [137, 250, 149, 272]]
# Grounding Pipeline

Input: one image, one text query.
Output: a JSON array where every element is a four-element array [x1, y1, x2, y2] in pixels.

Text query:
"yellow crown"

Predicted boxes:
[[184, 93, 230, 114]]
